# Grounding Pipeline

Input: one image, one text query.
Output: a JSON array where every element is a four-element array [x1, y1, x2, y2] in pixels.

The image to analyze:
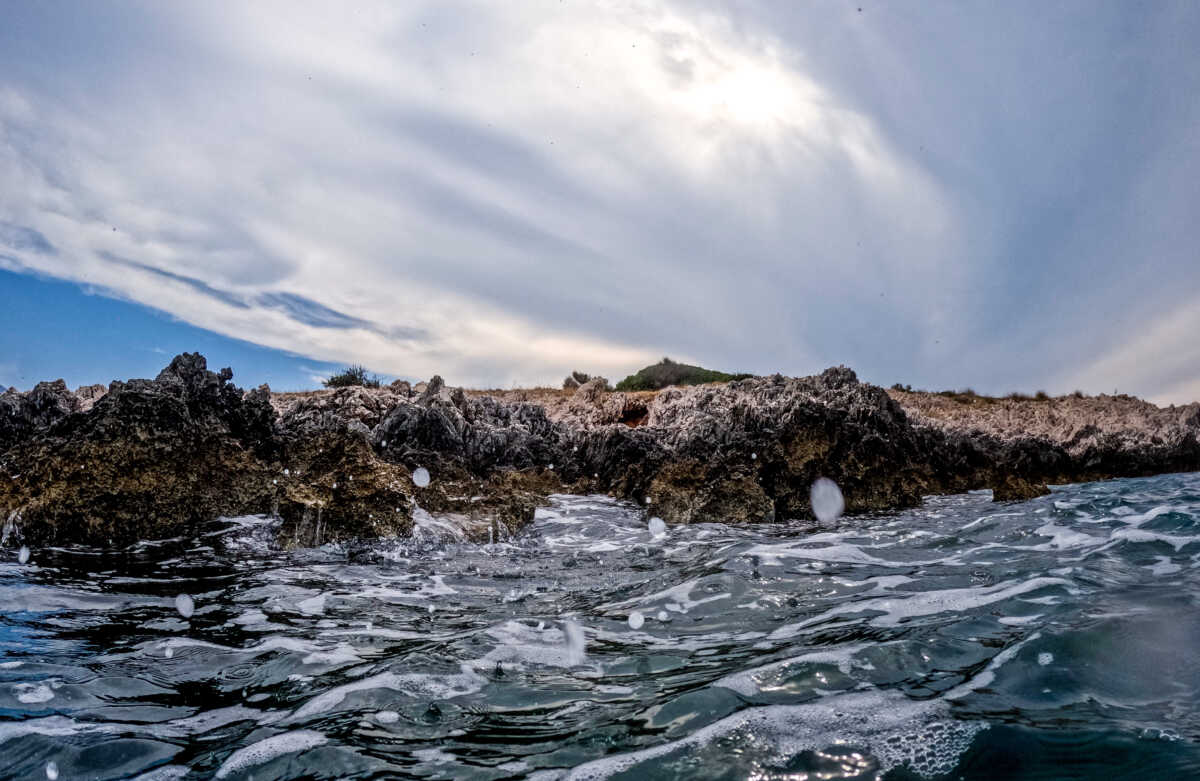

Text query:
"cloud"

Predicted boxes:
[[0, 2, 1196, 400]]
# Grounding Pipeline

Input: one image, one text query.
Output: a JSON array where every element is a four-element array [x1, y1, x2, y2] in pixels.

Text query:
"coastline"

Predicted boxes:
[[2, 353, 1198, 548]]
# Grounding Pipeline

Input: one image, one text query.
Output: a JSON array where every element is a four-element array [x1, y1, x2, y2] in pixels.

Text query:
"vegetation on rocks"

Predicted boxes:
[[614, 357, 752, 392], [323, 365, 382, 388]]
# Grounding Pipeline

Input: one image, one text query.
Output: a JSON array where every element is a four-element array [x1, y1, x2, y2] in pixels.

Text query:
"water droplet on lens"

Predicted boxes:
[[18, 546, 29, 564], [412, 467, 431, 487], [563, 618, 587, 665], [810, 477, 845, 522], [175, 593, 195, 619], [628, 611, 644, 630]]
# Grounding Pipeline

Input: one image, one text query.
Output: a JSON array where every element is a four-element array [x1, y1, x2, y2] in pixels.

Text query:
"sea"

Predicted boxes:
[[3, 471, 1200, 780]]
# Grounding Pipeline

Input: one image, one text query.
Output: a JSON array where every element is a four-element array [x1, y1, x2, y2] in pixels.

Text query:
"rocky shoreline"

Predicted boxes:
[[2, 353, 1198, 548]]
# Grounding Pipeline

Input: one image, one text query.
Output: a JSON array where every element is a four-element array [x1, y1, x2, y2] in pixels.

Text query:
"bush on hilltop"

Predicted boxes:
[[323, 365, 381, 388], [615, 357, 752, 392]]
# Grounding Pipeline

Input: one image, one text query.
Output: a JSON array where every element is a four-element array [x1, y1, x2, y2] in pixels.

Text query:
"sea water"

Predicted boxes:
[[3, 472, 1200, 779]]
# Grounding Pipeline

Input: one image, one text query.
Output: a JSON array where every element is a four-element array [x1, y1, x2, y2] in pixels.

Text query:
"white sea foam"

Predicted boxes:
[[13, 681, 55, 704], [1110, 527, 1195, 551], [563, 689, 983, 779], [713, 643, 872, 696], [290, 666, 487, 720], [214, 730, 328, 778], [770, 578, 1072, 639]]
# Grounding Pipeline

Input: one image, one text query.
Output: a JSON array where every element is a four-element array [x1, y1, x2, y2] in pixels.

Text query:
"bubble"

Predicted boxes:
[[332, 482, 338, 489], [645, 496, 653, 505], [751, 452, 757, 460], [273, 479, 277, 485], [427, 603, 435, 614], [648, 517, 667, 540], [810, 477, 845, 522], [412, 467, 431, 488], [175, 593, 195, 619], [46, 761, 58, 780], [548, 463, 554, 470], [381, 440, 388, 447], [166, 647, 174, 659], [627, 611, 645, 630], [17, 546, 29, 565], [283, 469, 290, 476], [657, 610, 671, 622], [1037, 652, 1053, 666]]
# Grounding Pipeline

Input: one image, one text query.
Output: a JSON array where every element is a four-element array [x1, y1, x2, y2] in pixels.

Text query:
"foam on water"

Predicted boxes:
[[214, 730, 327, 778], [3, 473, 1200, 779], [564, 690, 984, 780]]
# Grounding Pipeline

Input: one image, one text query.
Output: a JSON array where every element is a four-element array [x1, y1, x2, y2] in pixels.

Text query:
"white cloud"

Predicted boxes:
[[0, 0, 962, 387]]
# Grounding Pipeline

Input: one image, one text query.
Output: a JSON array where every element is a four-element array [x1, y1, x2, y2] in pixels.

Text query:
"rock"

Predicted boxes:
[[992, 475, 1051, 502], [3, 352, 1198, 549], [74, 384, 108, 412], [390, 379, 412, 396], [0, 380, 81, 450], [0, 354, 278, 546]]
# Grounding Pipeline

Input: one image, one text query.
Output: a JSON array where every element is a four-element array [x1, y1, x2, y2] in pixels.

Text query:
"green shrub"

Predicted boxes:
[[614, 357, 752, 392], [323, 365, 381, 388]]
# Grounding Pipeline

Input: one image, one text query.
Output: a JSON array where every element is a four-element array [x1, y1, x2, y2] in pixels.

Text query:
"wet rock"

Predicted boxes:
[[992, 475, 1051, 502], [4, 352, 1199, 550], [0, 354, 278, 546]]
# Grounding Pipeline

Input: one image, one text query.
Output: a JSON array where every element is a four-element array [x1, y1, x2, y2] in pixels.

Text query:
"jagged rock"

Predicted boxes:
[[0, 354, 278, 546], [74, 383, 108, 412], [390, 379, 412, 396], [3, 352, 1199, 550], [0, 379, 80, 450]]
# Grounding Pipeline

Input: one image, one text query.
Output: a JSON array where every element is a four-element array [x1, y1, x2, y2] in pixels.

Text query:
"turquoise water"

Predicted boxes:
[[3, 472, 1200, 779]]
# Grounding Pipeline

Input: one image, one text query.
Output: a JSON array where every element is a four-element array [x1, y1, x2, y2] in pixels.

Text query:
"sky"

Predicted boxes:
[[1, 1, 1198, 403]]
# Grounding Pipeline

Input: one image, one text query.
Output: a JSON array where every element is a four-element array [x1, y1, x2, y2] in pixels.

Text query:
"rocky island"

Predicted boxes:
[[2, 352, 1198, 549]]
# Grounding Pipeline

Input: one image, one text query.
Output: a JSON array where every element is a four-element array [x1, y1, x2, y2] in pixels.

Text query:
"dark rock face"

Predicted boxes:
[[0, 354, 278, 546], [0, 379, 80, 451], [2, 353, 1198, 549]]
